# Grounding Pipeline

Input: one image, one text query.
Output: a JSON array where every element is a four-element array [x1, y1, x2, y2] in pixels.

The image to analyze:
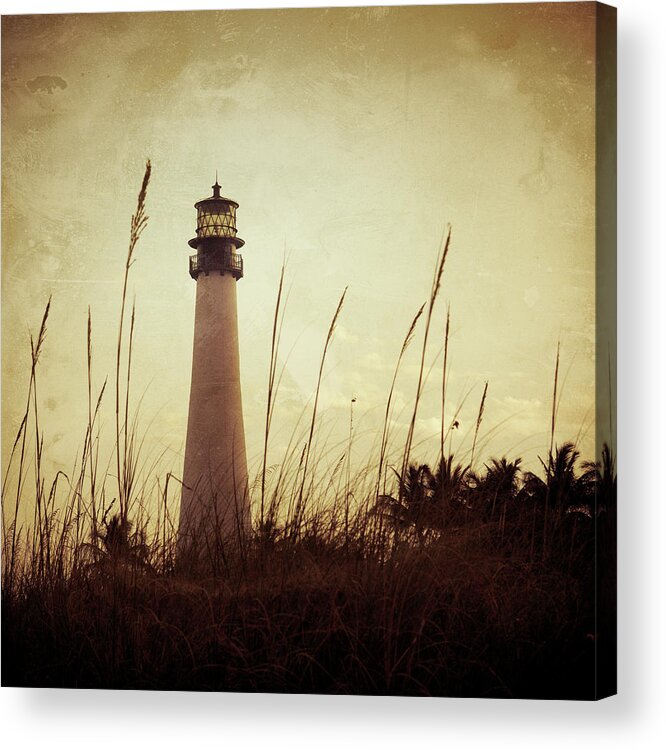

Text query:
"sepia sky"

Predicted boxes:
[[2, 3, 602, 493]]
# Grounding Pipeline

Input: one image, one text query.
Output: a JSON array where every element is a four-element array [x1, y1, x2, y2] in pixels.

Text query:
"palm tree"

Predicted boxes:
[[79, 511, 152, 574], [375, 463, 434, 543], [521, 442, 586, 513], [397, 463, 434, 542], [580, 442, 616, 513], [546, 442, 582, 509], [427, 455, 470, 526], [475, 457, 522, 520]]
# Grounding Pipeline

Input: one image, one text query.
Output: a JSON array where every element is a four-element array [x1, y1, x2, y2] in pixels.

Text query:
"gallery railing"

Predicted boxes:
[[189, 251, 244, 280]]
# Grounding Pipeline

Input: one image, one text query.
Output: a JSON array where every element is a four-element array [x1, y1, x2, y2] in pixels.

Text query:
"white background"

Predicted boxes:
[[0, 0, 664, 748]]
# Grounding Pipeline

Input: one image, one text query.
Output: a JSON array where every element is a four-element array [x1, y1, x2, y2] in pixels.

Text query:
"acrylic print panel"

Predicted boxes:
[[1, 2, 616, 698]]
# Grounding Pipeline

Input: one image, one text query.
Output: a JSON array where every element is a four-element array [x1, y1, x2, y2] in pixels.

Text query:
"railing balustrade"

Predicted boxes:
[[189, 251, 243, 280]]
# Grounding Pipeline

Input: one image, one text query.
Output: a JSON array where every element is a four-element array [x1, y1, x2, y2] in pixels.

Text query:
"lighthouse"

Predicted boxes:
[[179, 178, 249, 552]]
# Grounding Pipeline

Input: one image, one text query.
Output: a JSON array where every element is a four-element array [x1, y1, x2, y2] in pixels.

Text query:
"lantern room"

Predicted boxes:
[[188, 180, 245, 250]]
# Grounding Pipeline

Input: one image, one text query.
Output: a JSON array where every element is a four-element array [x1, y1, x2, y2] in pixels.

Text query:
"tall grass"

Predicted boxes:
[[440, 304, 451, 462], [1, 166, 615, 698], [291, 287, 347, 540], [376, 302, 425, 505], [115, 160, 151, 525], [260, 263, 285, 533], [401, 226, 450, 483], [470, 381, 488, 470]]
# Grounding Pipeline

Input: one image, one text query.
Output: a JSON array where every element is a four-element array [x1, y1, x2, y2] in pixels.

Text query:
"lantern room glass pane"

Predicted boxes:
[[197, 204, 237, 238]]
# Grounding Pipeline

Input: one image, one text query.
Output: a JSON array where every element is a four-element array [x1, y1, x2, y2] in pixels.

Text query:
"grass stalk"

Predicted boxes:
[[115, 160, 151, 524], [543, 340, 560, 559], [260, 263, 285, 532], [401, 225, 451, 483], [376, 303, 425, 506], [292, 287, 347, 539], [470, 381, 488, 470], [440, 304, 451, 463]]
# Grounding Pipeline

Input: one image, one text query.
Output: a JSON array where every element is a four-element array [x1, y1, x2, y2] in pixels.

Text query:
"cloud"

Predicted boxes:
[[334, 325, 359, 344], [416, 416, 441, 435], [502, 396, 543, 410]]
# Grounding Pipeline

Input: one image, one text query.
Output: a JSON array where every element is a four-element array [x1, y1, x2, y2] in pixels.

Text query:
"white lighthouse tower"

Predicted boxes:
[[179, 178, 249, 553]]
